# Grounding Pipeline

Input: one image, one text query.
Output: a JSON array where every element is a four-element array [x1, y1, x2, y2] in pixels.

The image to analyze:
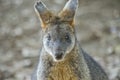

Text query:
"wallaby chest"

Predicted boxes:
[[47, 62, 79, 80]]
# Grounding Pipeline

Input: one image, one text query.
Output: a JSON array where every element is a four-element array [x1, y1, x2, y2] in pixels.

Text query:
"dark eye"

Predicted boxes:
[[65, 34, 70, 40], [47, 34, 51, 40]]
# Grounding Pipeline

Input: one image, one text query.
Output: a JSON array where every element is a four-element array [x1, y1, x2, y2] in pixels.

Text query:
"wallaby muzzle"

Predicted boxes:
[[54, 52, 64, 60]]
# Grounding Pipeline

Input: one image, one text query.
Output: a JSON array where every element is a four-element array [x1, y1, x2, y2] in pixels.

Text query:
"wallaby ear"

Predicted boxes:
[[34, 0, 53, 29], [59, 0, 78, 26]]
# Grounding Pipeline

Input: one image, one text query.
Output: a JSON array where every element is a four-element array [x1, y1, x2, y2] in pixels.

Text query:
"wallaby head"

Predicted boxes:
[[34, 0, 78, 62]]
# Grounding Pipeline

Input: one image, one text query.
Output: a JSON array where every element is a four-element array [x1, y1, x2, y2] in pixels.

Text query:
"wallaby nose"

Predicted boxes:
[[55, 52, 63, 60]]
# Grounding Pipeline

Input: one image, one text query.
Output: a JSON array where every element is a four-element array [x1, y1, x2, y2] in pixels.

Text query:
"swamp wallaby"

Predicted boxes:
[[32, 0, 109, 80]]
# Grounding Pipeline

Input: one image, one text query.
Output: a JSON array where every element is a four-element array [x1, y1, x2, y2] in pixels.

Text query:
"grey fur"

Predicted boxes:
[[63, 0, 78, 11], [32, 0, 109, 80]]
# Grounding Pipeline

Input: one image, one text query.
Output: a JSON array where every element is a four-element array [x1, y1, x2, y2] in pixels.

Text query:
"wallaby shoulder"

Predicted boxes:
[[81, 49, 109, 80]]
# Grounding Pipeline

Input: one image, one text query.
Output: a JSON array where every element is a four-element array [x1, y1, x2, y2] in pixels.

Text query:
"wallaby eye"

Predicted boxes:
[[65, 34, 70, 40]]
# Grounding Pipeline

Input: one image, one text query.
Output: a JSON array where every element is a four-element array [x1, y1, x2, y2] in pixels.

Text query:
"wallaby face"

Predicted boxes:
[[34, 0, 78, 61], [43, 22, 75, 61]]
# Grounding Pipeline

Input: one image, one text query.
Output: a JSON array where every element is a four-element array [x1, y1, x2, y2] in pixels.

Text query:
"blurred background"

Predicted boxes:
[[0, 0, 120, 80]]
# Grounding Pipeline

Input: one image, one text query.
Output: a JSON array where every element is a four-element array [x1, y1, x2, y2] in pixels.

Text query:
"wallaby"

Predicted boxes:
[[32, 0, 109, 80]]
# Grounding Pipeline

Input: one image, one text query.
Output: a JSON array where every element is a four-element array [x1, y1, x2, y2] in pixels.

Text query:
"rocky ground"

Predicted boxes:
[[0, 0, 120, 80]]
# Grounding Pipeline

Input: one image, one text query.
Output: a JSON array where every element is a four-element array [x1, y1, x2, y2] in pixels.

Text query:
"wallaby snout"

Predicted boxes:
[[54, 52, 64, 60], [53, 46, 65, 61], [52, 41, 66, 61]]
